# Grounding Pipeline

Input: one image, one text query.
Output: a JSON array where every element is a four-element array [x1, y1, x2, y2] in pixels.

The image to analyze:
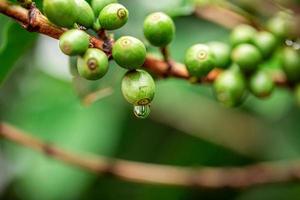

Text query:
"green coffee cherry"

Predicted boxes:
[[75, 0, 95, 28], [91, 0, 117, 17], [185, 44, 215, 78], [43, 0, 78, 28], [253, 31, 277, 58], [281, 47, 300, 82], [98, 3, 128, 30], [77, 48, 109, 80], [267, 12, 292, 40], [232, 44, 262, 72], [112, 36, 146, 70], [249, 70, 274, 98], [121, 70, 155, 106], [230, 24, 257, 46], [59, 29, 90, 56], [213, 69, 246, 107], [143, 12, 175, 47], [208, 42, 231, 69], [133, 105, 151, 119]]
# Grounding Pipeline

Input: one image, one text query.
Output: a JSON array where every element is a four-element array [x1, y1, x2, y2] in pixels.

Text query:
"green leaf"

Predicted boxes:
[[0, 20, 37, 85]]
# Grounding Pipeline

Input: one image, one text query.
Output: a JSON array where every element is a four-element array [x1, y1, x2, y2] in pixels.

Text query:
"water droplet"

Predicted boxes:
[[133, 105, 150, 119]]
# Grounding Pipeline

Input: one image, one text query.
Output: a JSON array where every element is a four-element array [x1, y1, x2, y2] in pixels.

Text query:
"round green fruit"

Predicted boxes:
[[43, 0, 78, 28], [249, 70, 274, 98], [185, 44, 215, 78], [98, 3, 128, 30], [59, 29, 90, 56], [281, 47, 300, 82], [253, 31, 277, 58], [208, 41, 231, 69], [232, 44, 262, 72], [121, 70, 155, 106], [213, 70, 246, 107], [230, 24, 257, 46], [112, 36, 146, 70], [77, 48, 109, 80], [75, 0, 95, 28], [143, 12, 175, 47], [91, 0, 117, 17], [267, 12, 292, 40]]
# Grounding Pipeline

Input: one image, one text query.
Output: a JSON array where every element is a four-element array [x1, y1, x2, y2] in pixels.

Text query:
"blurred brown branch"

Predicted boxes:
[[2, 122, 300, 189], [0, 0, 290, 87]]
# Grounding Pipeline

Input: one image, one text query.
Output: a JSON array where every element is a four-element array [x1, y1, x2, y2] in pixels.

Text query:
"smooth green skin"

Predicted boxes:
[[185, 44, 215, 78], [232, 44, 262, 72], [267, 16, 291, 40], [281, 47, 300, 82], [99, 3, 128, 30], [230, 24, 257, 46], [208, 42, 231, 69], [43, 0, 78, 28], [143, 12, 175, 47], [121, 70, 155, 106], [213, 70, 246, 107], [249, 70, 274, 98], [77, 48, 109, 80], [112, 36, 146, 70], [133, 105, 150, 119], [75, 0, 95, 28], [253, 31, 277, 58], [91, 0, 117, 17], [59, 29, 90, 56]]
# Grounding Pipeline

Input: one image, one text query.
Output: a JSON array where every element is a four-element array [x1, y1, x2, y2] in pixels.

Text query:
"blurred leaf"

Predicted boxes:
[[0, 21, 37, 85]]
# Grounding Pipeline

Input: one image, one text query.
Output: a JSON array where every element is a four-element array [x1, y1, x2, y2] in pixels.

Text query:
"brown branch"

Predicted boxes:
[[2, 122, 300, 189], [0, 0, 289, 87]]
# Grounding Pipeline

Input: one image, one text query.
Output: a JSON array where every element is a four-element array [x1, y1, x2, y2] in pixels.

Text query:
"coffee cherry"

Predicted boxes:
[[91, 0, 117, 17], [232, 44, 262, 72], [143, 12, 175, 47], [208, 42, 231, 69], [213, 69, 246, 107], [77, 48, 109, 80], [253, 31, 277, 58], [112, 36, 146, 70], [230, 24, 257, 46], [249, 70, 274, 98], [133, 105, 151, 119], [43, 0, 78, 28], [121, 70, 155, 106], [281, 47, 300, 82], [75, 0, 95, 28], [99, 3, 128, 30], [59, 29, 90, 56], [267, 12, 292, 40], [185, 44, 215, 78]]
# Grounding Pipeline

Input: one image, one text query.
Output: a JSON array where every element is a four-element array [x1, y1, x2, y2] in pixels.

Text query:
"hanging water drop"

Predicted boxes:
[[133, 105, 150, 119]]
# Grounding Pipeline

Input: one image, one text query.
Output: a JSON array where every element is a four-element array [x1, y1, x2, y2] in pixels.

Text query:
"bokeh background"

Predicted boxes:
[[1, 0, 300, 199]]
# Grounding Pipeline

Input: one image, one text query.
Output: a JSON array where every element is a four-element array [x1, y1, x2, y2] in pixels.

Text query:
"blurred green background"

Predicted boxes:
[[1, 0, 300, 199]]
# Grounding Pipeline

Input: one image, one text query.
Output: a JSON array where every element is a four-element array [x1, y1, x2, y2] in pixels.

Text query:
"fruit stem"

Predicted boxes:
[[97, 28, 113, 57], [160, 46, 173, 76]]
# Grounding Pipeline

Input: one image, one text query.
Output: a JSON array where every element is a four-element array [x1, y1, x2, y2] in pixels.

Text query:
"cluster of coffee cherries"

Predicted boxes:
[[41, 0, 175, 118], [185, 12, 300, 107]]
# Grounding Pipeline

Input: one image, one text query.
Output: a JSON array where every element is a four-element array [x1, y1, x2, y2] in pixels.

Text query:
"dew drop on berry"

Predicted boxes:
[[133, 105, 150, 119]]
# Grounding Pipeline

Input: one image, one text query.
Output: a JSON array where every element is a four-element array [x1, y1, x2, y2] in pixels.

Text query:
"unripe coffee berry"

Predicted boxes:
[[230, 24, 257, 46], [112, 36, 146, 70], [59, 29, 90, 56], [185, 44, 215, 78], [91, 0, 117, 17], [281, 47, 300, 82], [232, 44, 262, 72], [249, 70, 274, 98], [267, 12, 292, 40], [99, 3, 128, 30], [213, 69, 246, 107], [253, 31, 277, 58], [121, 70, 155, 106], [208, 42, 231, 69], [75, 0, 95, 28], [43, 0, 78, 28], [77, 48, 109, 80], [143, 12, 175, 47]]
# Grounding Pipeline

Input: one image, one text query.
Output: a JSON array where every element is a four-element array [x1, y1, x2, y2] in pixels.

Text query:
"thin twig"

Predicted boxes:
[[2, 122, 300, 189], [0, 0, 289, 86]]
